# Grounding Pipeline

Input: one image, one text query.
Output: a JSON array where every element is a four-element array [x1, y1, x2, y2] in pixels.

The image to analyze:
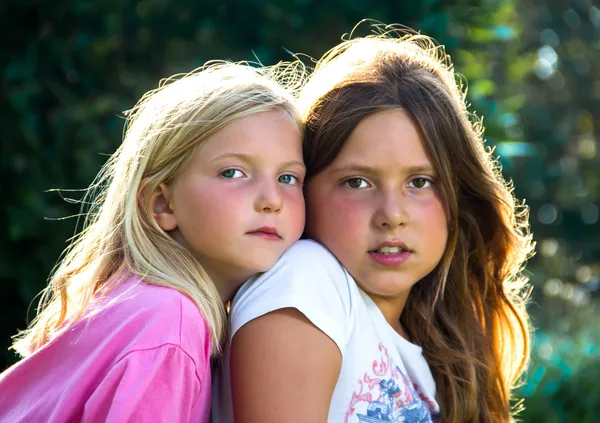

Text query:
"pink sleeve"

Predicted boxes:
[[82, 344, 203, 422]]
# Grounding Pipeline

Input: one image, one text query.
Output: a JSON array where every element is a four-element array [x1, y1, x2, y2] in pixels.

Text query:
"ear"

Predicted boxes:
[[139, 180, 178, 231]]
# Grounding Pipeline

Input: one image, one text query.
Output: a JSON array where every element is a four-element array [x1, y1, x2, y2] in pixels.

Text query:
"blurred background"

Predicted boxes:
[[2, 0, 599, 420]]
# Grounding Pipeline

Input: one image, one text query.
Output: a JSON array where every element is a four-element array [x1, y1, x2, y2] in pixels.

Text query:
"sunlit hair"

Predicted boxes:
[[13, 61, 304, 358], [300, 23, 534, 422]]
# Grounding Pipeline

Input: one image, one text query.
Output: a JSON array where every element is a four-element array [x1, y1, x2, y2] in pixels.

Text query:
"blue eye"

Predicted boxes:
[[278, 174, 299, 185], [344, 178, 370, 189], [408, 177, 432, 189], [221, 169, 244, 179]]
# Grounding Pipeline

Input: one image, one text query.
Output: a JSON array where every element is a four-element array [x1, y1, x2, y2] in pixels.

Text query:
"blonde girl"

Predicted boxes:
[[214, 27, 533, 423], [0, 62, 306, 422]]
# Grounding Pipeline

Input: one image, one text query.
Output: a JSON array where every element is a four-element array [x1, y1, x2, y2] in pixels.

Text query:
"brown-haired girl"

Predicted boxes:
[[214, 25, 534, 423]]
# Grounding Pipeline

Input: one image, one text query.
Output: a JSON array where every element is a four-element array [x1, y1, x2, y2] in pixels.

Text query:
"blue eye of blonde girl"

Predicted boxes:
[[344, 177, 370, 189], [278, 174, 299, 185], [220, 169, 244, 179]]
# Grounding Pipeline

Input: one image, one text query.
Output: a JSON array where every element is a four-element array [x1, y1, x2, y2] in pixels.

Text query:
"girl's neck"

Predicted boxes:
[[202, 265, 252, 304], [368, 291, 411, 340], [217, 279, 244, 304]]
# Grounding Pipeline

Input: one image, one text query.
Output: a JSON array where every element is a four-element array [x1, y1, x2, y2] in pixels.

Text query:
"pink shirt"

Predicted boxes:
[[0, 276, 212, 422]]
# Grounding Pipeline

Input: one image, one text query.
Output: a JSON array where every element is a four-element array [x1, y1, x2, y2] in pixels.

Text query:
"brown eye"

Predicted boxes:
[[345, 178, 369, 189], [409, 177, 431, 189]]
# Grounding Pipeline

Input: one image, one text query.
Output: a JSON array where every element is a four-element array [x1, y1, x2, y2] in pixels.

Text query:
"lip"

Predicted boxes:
[[246, 226, 282, 241], [369, 240, 412, 253], [369, 251, 412, 267], [368, 240, 412, 267]]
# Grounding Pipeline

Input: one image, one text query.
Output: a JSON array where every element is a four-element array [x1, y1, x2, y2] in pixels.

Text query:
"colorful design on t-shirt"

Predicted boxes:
[[344, 343, 440, 423]]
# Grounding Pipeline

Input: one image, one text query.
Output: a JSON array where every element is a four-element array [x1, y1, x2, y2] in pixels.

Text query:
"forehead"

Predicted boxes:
[[199, 111, 302, 157], [334, 108, 432, 169]]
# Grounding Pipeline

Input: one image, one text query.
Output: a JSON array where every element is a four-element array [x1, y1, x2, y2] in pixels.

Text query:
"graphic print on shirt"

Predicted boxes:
[[344, 343, 440, 423]]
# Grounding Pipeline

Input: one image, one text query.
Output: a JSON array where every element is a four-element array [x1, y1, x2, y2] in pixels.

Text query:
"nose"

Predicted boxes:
[[254, 179, 283, 214], [374, 189, 408, 229]]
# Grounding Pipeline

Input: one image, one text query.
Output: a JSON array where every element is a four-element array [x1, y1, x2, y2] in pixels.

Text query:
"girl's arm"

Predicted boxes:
[[230, 308, 342, 423]]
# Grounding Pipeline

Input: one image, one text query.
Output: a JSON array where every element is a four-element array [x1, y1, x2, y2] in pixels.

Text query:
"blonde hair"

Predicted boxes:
[[13, 61, 304, 357], [300, 25, 534, 422]]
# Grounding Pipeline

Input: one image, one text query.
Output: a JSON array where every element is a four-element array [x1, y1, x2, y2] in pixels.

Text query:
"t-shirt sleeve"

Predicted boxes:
[[82, 344, 203, 422], [230, 240, 353, 355]]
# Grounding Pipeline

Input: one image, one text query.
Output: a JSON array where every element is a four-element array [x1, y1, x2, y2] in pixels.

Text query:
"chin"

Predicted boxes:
[[368, 279, 417, 298], [247, 255, 279, 274]]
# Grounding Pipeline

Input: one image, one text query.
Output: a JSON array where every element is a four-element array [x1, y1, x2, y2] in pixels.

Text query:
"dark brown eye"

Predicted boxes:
[[345, 178, 369, 189], [410, 178, 431, 189]]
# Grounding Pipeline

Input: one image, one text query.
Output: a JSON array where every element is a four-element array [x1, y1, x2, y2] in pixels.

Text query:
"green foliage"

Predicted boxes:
[[518, 327, 600, 422]]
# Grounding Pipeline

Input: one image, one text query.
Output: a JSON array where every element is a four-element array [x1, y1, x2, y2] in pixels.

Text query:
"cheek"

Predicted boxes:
[[283, 190, 306, 235], [415, 197, 448, 244], [176, 181, 244, 232], [307, 190, 368, 245]]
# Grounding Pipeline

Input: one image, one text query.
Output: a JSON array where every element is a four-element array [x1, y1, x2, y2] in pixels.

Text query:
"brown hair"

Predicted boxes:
[[300, 27, 534, 423]]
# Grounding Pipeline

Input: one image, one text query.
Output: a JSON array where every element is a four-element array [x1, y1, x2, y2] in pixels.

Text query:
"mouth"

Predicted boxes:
[[246, 226, 282, 240], [368, 241, 412, 255], [368, 241, 412, 267]]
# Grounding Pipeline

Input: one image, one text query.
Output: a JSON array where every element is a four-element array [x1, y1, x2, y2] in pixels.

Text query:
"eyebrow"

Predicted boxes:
[[328, 163, 436, 175], [211, 153, 305, 170]]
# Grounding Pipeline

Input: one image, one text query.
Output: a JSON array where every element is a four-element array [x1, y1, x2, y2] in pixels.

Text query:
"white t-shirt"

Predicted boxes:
[[212, 240, 440, 423]]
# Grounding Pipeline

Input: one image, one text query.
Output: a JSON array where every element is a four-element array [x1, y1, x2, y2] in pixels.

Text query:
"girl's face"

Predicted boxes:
[[168, 110, 305, 293], [305, 109, 448, 317]]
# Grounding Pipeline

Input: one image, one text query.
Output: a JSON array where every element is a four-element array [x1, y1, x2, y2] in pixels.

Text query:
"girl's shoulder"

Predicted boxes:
[[241, 239, 353, 298], [273, 239, 347, 277], [106, 276, 203, 323], [93, 277, 211, 362], [229, 240, 357, 350]]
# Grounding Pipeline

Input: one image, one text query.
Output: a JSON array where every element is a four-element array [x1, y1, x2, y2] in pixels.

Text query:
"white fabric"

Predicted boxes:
[[212, 240, 440, 423]]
